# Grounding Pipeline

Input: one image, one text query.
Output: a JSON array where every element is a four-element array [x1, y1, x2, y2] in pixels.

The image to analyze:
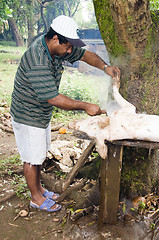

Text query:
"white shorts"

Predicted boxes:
[[11, 117, 51, 165]]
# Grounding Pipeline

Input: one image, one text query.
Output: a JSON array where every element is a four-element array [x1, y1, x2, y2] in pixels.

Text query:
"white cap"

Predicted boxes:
[[50, 15, 86, 47]]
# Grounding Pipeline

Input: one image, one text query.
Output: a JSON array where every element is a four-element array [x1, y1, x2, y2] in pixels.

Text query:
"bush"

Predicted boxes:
[[59, 70, 99, 103]]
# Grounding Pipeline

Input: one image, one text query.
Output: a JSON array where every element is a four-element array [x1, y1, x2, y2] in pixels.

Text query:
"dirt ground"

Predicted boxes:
[[0, 128, 158, 240]]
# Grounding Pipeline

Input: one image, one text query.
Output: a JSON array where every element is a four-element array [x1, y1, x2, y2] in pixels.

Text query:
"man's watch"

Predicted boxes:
[[104, 64, 109, 72]]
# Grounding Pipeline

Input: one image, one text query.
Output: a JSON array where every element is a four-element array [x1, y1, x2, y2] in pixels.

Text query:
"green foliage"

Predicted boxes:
[[150, 223, 156, 230], [0, 1, 12, 20], [52, 108, 87, 124], [130, 201, 146, 214], [11, 174, 28, 199], [150, 0, 159, 10], [55, 171, 67, 179], [1, 0, 98, 44], [0, 0, 27, 32], [59, 70, 99, 102], [41, 0, 81, 32], [74, 0, 98, 29], [138, 200, 146, 210], [151, 10, 159, 26], [46, 0, 80, 24], [0, 155, 29, 199], [51, 69, 108, 121], [0, 155, 21, 172]]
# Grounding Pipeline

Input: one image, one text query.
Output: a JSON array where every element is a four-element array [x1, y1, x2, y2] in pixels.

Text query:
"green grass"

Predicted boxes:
[[0, 41, 26, 106], [0, 154, 29, 199], [60, 70, 99, 103], [0, 154, 21, 172]]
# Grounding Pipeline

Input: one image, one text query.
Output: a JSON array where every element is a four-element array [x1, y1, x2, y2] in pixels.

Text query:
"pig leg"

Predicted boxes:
[[96, 140, 108, 159], [112, 85, 136, 113]]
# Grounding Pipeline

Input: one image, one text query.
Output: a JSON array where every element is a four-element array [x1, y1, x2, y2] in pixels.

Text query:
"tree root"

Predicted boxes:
[[0, 168, 23, 176], [70, 205, 94, 222], [0, 191, 16, 204], [57, 180, 86, 202], [41, 172, 63, 193]]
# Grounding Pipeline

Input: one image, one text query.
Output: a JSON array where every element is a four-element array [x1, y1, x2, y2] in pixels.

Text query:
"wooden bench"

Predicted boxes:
[[98, 139, 159, 226], [61, 135, 159, 225]]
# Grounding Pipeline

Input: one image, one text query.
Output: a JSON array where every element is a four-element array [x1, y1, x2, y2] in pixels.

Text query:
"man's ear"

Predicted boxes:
[[52, 35, 59, 44]]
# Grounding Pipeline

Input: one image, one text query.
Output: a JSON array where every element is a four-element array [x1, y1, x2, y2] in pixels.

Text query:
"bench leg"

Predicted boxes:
[[99, 144, 123, 226]]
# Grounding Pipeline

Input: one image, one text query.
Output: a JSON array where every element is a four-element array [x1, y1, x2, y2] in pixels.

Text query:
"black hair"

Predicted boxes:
[[45, 27, 68, 44]]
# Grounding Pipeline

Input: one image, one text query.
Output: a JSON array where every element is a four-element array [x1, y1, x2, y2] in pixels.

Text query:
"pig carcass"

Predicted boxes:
[[69, 79, 159, 158]]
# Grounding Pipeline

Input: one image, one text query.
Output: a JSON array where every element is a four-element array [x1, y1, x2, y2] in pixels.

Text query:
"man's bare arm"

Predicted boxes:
[[47, 94, 106, 116], [80, 50, 120, 79]]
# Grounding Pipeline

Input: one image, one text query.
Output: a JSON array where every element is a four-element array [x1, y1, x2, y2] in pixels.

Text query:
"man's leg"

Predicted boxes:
[[24, 163, 45, 206], [12, 119, 60, 210], [36, 165, 59, 200], [24, 163, 60, 210], [36, 165, 47, 194]]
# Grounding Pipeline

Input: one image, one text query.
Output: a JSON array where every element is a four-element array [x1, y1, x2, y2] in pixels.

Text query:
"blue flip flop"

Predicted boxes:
[[42, 190, 60, 200], [30, 198, 61, 212], [29, 190, 60, 200]]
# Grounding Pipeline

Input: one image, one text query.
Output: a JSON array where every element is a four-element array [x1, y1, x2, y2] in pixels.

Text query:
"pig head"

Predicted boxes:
[[69, 83, 159, 159]]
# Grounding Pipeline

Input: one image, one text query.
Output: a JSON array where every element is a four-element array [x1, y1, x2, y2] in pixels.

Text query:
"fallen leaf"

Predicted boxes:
[[74, 209, 83, 213], [19, 210, 28, 217], [13, 209, 28, 221], [52, 218, 60, 222], [86, 221, 95, 226]]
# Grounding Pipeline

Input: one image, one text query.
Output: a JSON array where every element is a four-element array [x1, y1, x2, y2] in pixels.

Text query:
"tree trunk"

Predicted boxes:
[[41, 6, 48, 33], [26, 0, 34, 47], [93, 0, 159, 114], [93, 0, 159, 197], [8, 18, 23, 47]]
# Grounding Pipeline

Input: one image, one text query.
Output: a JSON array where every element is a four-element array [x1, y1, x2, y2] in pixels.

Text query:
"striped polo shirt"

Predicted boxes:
[[10, 35, 85, 128]]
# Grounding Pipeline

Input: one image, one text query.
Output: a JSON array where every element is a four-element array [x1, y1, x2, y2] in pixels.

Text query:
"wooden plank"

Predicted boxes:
[[99, 143, 123, 226], [105, 139, 159, 149]]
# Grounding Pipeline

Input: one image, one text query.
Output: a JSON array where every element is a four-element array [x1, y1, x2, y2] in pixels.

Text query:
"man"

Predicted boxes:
[[10, 15, 120, 212]]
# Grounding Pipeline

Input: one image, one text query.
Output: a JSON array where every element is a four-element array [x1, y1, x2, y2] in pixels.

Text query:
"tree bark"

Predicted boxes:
[[26, 0, 34, 46], [8, 18, 23, 47], [41, 5, 48, 33]]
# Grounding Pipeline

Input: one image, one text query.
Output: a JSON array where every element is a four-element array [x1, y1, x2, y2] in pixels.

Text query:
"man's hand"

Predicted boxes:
[[104, 65, 120, 79], [80, 51, 121, 80], [84, 103, 106, 116]]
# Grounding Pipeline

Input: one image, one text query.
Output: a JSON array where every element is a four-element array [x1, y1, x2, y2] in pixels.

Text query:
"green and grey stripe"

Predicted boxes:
[[10, 35, 85, 128]]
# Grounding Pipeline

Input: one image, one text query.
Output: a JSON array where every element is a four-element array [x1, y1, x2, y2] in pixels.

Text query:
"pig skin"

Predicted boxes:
[[68, 85, 159, 159]]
